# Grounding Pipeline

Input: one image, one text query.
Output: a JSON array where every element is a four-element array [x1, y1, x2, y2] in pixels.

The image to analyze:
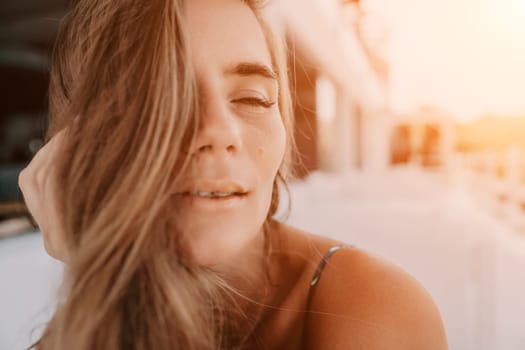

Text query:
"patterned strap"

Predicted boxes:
[[310, 244, 352, 287]]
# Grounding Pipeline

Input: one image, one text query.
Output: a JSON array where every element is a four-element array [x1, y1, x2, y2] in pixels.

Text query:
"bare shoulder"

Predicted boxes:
[[302, 234, 448, 350]]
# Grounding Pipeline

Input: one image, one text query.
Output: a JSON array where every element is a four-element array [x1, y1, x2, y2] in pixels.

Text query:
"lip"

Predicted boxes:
[[177, 179, 249, 195], [175, 179, 250, 211], [177, 192, 249, 211]]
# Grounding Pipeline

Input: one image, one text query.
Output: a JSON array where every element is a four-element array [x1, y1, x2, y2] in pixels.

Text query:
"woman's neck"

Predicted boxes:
[[221, 225, 272, 298]]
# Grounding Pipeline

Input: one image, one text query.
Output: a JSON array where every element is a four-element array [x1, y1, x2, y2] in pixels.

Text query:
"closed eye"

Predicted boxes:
[[231, 97, 276, 108]]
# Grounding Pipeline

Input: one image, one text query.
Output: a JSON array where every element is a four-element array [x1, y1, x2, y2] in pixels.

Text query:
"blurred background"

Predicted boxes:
[[1, 0, 525, 348]]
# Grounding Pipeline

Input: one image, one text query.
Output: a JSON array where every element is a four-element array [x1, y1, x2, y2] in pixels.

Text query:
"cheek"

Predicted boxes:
[[255, 116, 286, 177]]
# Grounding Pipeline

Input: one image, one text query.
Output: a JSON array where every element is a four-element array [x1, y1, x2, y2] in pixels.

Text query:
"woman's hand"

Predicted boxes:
[[19, 130, 69, 262]]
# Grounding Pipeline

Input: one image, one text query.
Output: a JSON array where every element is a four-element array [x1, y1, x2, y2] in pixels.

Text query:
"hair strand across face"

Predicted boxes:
[[36, 0, 296, 349]]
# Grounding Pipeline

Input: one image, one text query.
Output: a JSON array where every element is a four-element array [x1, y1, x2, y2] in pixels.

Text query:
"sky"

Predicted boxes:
[[362, 0, 525, 121]]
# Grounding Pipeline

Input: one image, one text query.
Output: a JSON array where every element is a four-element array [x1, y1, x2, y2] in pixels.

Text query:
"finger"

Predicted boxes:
[[28, 129, 67, 169], [18, 129, 67, 229], [20, 128, 67, 194]]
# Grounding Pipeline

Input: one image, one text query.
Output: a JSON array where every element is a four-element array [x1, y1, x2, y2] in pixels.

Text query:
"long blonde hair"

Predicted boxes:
[[36, 0, 294, 349]]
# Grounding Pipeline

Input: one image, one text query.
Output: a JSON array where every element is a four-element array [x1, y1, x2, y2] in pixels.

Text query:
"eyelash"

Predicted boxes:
[[232, 97, 276, 109]]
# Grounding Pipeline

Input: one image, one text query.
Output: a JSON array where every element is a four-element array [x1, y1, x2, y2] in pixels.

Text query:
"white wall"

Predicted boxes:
[[0, 233, 62, 350]]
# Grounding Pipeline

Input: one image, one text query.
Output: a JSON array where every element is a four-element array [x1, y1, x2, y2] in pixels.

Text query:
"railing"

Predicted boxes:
[[458, 147, 525, 234]]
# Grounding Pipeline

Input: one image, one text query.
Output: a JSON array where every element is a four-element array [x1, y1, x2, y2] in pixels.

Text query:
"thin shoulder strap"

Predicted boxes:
[[302, 243, 353, 346], [310, 243, 352, 287]]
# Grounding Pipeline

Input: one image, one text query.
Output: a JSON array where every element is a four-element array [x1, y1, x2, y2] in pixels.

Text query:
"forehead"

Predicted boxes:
[[186, 0, 272, 72]]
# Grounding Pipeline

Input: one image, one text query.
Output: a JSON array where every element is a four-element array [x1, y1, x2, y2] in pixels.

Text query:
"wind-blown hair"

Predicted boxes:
[[35, 0, 294, 349]]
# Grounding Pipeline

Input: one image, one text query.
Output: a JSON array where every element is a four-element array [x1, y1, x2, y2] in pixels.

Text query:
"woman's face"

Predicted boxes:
[[175, 0, 286, 266]]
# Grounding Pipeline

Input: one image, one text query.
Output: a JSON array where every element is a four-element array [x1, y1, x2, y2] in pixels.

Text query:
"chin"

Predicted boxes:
[[182, 224, 262, 267]]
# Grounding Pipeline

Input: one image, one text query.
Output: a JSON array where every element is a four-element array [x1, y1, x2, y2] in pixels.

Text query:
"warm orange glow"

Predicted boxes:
[[456, 117, 525, 153], [372, 0, 525, 120]]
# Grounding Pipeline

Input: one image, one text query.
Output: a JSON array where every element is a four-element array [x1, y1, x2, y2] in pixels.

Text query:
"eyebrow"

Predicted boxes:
[[225, 62, 278, 80]]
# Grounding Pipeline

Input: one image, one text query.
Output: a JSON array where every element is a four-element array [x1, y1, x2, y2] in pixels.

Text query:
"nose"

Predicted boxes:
[[190, 95, 243, 155]]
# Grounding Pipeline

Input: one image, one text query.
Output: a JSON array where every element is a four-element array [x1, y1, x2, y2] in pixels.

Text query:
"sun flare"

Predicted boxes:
[[488, 0, 525, 35]]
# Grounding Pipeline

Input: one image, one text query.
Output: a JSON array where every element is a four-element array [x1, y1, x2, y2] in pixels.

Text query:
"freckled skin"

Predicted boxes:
[[176, 0, 286, 267]]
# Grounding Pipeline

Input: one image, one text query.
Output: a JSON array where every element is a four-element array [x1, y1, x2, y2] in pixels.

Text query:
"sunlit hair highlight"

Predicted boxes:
[[35, 0, 294, 349]]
